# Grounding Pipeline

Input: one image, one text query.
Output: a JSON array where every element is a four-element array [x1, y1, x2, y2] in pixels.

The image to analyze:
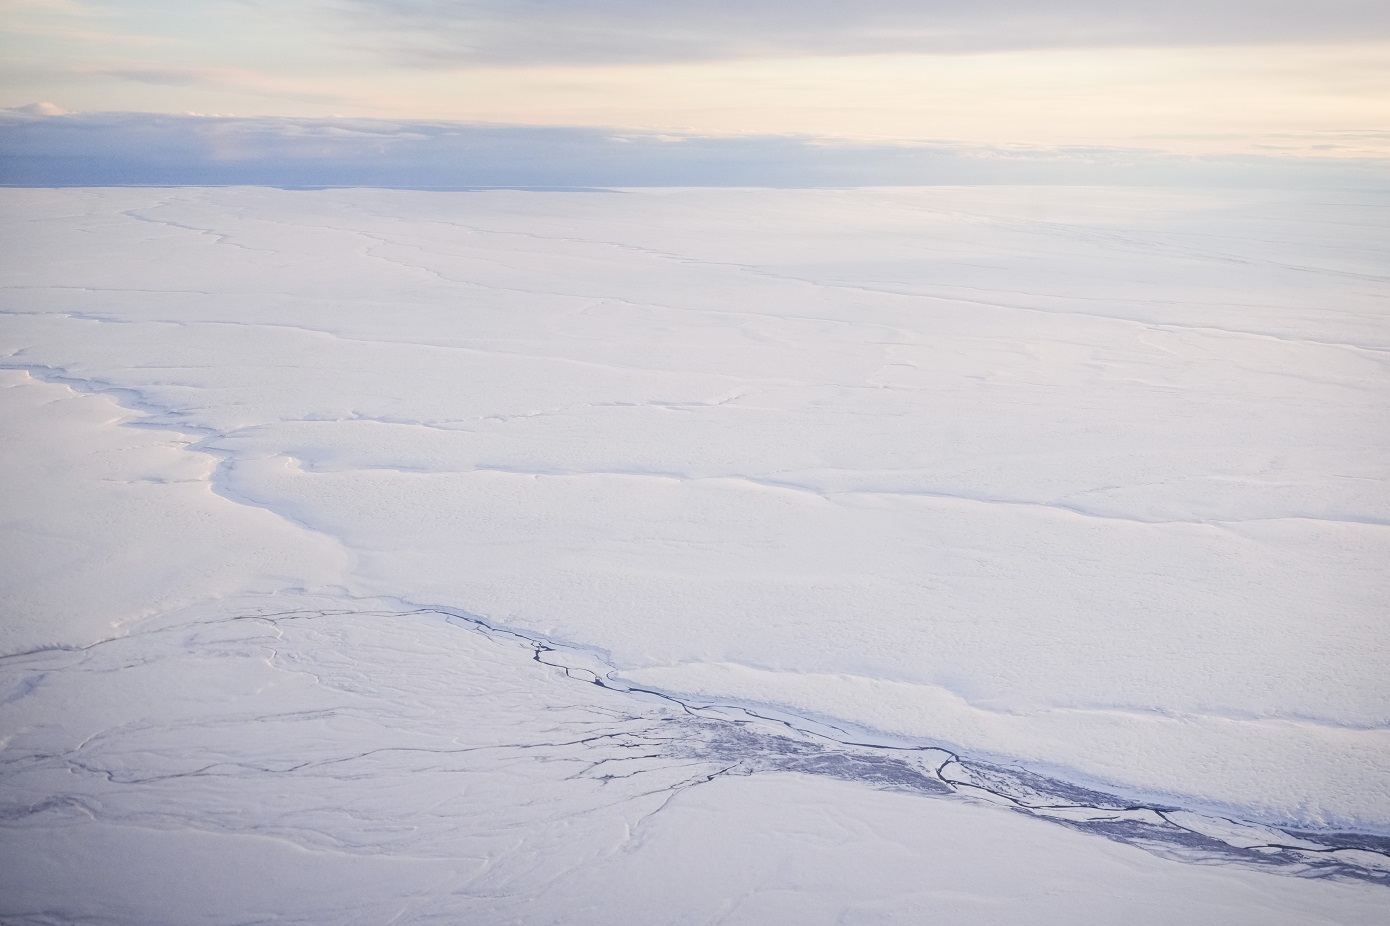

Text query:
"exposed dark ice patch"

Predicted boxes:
[[445, 606, 1390, 886]]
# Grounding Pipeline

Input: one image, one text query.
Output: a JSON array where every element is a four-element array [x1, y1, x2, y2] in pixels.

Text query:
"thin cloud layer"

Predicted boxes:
[[2, 110, 1386, 189], [325, 0, 1390, 66], [3, 3, 1385, 155]]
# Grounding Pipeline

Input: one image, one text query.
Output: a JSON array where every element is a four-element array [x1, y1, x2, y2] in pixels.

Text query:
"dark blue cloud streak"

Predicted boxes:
[[2, 111, 1386, 189]]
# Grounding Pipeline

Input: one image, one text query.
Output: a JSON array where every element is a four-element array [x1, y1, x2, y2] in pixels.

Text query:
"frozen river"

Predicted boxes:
[[2, 186, 1387, 922]]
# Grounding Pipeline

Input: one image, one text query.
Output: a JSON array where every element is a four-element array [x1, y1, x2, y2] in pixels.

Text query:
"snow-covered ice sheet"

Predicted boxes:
[[1, 186, 1388, 919]]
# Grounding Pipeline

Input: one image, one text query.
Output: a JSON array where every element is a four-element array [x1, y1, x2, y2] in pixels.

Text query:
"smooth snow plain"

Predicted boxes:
[[1, 186, 1388, 922]]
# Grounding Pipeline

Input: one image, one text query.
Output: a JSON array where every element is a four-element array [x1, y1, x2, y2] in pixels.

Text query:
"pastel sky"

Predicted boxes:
[[4, 0, 1389, 157]]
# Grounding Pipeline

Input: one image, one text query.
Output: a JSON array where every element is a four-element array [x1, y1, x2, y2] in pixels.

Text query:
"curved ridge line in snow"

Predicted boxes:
[[268, 453, 1390, 532], [620, 660, 1390, 734]]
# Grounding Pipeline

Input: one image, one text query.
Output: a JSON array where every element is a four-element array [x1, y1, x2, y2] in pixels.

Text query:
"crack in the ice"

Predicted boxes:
[[491, 608, 1390, 884]]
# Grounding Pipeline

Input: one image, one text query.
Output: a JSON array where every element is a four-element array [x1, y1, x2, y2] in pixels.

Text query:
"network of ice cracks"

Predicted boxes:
[[1, 185, 1388, 921]]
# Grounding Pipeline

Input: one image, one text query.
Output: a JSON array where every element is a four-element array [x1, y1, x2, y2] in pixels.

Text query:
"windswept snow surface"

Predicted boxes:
[[2, 186, 1389, 921]]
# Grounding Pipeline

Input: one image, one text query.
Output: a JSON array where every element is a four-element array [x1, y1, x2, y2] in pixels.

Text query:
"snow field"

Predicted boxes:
[[2, 185, 1387, 833]]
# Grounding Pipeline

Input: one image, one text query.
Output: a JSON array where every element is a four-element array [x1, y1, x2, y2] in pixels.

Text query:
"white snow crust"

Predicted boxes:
[[2, 185, 1388, 920]]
